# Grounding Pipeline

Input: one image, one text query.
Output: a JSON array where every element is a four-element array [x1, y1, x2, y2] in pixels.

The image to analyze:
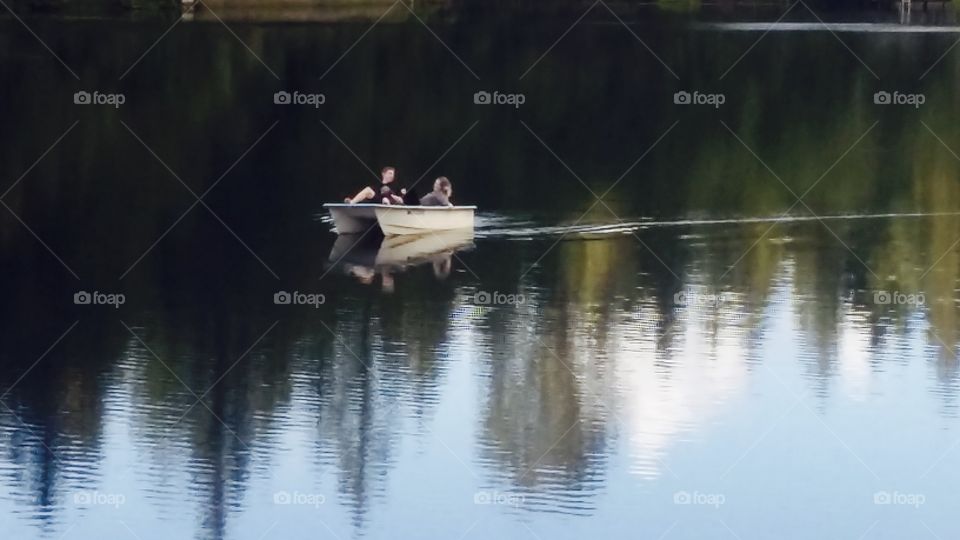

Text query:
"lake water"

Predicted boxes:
[[2, 3, 960, 539]]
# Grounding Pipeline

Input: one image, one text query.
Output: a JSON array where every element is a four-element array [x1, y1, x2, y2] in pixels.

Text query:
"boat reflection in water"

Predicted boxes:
[[327, 229, 475, 290]]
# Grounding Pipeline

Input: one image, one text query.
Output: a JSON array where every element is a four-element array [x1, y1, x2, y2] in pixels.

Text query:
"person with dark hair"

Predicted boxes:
[[345, 166, 406, 204], [419, 176, 453, 207]]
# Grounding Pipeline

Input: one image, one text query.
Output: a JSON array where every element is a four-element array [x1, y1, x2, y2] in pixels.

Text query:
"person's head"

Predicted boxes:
[[434, 176, 452, 197], [381, 166, 396, 184]]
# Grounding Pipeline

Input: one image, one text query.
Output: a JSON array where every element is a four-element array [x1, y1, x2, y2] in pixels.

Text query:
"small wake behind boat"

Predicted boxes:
[[324, 203, 476, 236]]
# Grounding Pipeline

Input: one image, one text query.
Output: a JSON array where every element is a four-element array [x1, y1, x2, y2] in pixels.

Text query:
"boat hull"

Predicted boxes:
[[374, 206, 475, 235], [325, 204, 378, 234], [324, 203, 476, 236]]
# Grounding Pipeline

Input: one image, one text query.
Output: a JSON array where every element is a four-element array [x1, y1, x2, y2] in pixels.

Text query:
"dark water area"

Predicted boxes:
[[2, 4, 960, 540]]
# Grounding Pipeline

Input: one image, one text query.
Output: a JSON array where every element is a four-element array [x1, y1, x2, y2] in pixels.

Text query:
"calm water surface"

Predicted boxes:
[[2, 5, 960, 540]]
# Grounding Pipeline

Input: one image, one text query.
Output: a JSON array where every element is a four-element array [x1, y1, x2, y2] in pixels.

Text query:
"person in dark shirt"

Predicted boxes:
[[419, 176, 453, 206], [345, 166, 405, 204]]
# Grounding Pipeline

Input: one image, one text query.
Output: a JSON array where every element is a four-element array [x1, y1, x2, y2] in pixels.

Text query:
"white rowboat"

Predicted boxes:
[[324, 203, 476, 236]]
